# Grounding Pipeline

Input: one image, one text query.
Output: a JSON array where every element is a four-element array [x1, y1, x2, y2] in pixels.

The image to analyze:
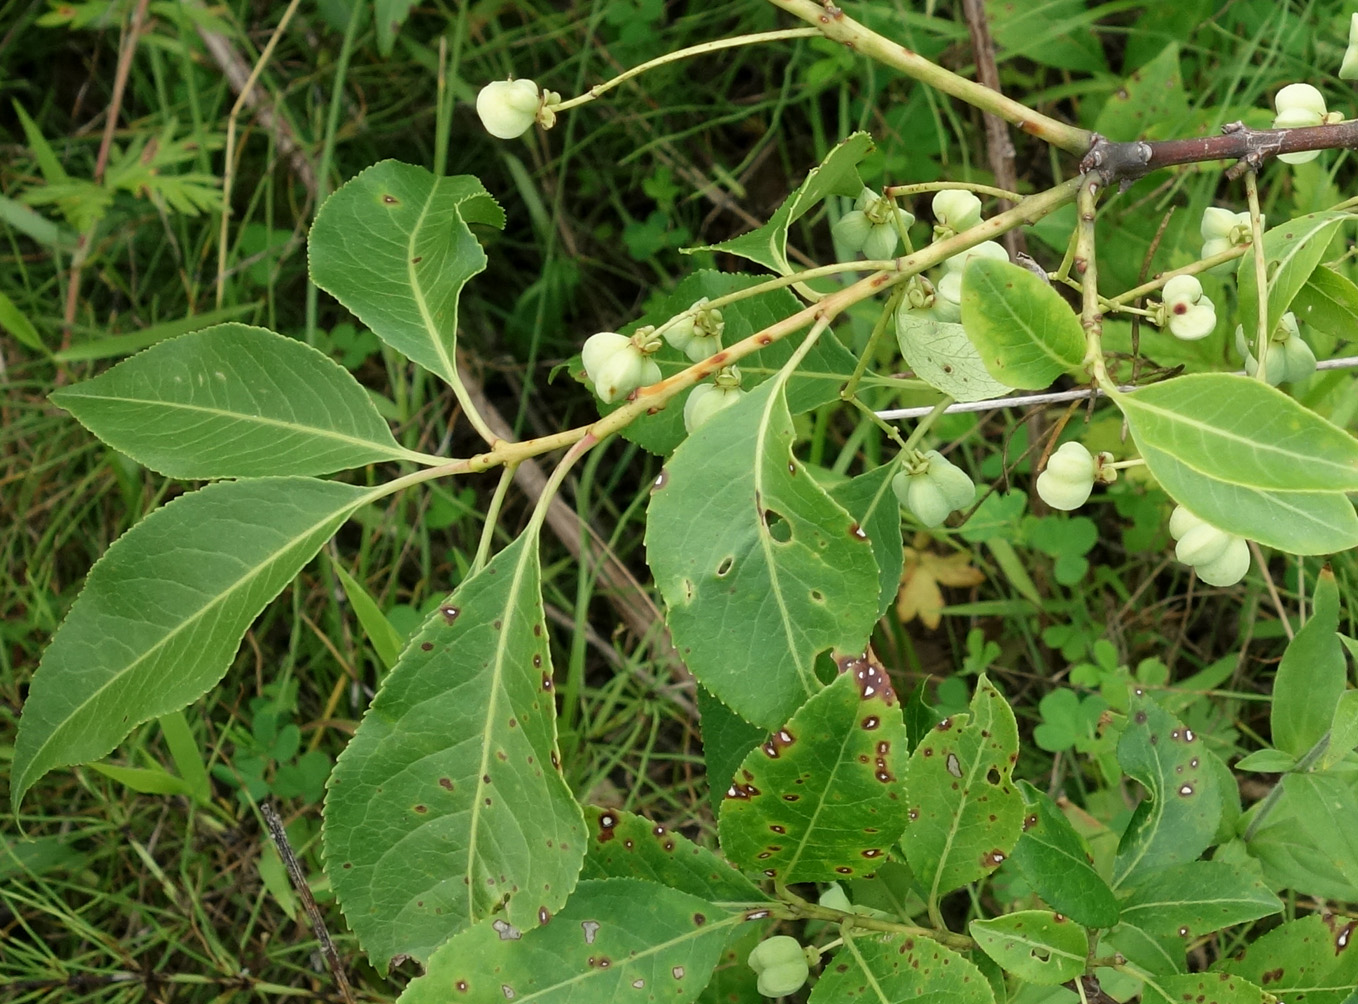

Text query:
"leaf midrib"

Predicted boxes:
[[19, 482, 371, 796], [464, 532, 542, 923], [751, 384, 817, 698], [1123, 381, 1358, 489], [57, 391, 402, 456]]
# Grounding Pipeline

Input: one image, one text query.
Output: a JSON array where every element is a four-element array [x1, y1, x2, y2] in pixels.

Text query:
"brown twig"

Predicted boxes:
[[958, 0, 1025, 257], [260, 801, 356, 1004], [60, 0, 152, 358], [1082, 119, 1358, 187]]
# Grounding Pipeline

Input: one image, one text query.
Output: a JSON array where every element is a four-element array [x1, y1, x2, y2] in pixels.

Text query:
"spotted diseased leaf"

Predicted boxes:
[[969, 910, 1088, 985], [323, 531, 586, 971], [400, 878, 737, 1004], [1118, 860, 1281, 940], [895, 311, 1011, 402], [1215, 913, 1358, 1004], [718, 655, 907, 883], [646, 377, 879, 729], [829, 463, 904, 622], [1009, 781, 1120, 929], [1272, 568, 1345, 759], [583, 806, 766, 907], [1112, 689, 1220, 890], [1143, 973, 1268, 1004], [807, 932, 994, 1004], [903, 675, 1024, 903]]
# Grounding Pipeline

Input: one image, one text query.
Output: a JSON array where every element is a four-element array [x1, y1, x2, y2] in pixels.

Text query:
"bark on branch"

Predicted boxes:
[[1081, 119, 1358, 188]]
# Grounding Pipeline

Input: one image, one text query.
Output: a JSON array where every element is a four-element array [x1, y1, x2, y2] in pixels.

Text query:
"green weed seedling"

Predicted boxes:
[[14, 2, 1358, 1002]]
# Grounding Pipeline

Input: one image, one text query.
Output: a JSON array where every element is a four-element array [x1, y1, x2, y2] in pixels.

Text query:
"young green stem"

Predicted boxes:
[[470, 463, 519, 574], [841, 287, 904, 399], [551, 28, 822, 113], [887, 181, 1024, 203], [763, 0, 1090, 153], [1241, 730, 1333, 842], [1075, 177, 1112, 390], [1243, 169, 1271, 383], [372, 178, 1083, 495]]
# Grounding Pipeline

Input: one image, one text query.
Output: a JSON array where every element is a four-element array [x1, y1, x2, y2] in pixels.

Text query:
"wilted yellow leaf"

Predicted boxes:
[[896, 544, 986, 629]]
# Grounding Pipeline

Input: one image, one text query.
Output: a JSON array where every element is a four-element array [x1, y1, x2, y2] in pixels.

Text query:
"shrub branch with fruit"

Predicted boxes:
[[15, 4, 1358, 1002]]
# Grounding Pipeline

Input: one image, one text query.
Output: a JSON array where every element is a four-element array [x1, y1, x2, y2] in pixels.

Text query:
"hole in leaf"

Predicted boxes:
[[716, 556, 734, 577], [762, 509, 792, 542]]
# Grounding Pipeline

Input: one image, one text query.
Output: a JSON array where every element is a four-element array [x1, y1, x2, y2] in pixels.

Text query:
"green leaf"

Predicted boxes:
[[1118, 374, 1358, 493], [969, 910, 1088, 985], [595, 271, 857, 456], [0, 835, 90, 880], [828, 462, 904, 622], [331, 561, 405, 670], [645, 377, 879, 728], [309, 161, 505, 387], [1009, 782, 1120, 928], [1323, 690, 1358, 771], [1291, 266, 1358, 340], [85, 761, 195, 797], [324, 531, 586, 971], [1234, 749, 1298, 773], [696, 133, 874, 276], [959, 258, 1086, 389], [807, 933, 994, 1004], [1112, 688, 1220, 889], [373, 0, 413, 56], [582, 806, 766, 906], [1237, 212, 1350, 342], [1091, 42, 1188, 141], [400, 878, 736, 1004], [718, 663, 907, 883], [50, 324, 414, 478], [1143, 973, 1268, 1004], [1133, 438, 1358, 554], [52, 304, 258, 363], [1215, 913, 1358, 1004], [12, 478, 369, 809], [895, 311, 1011, 402], [1103, 921, 1184, 975], [903, 675, 1024, 902], [1117, 860, 1281, 939], [0, 287, 42, 351], [698, 686, 765, 816], [1244, 777, 1358, 902], [1284, 773, 1358, 893], [1273, 568, 1345, 757]]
